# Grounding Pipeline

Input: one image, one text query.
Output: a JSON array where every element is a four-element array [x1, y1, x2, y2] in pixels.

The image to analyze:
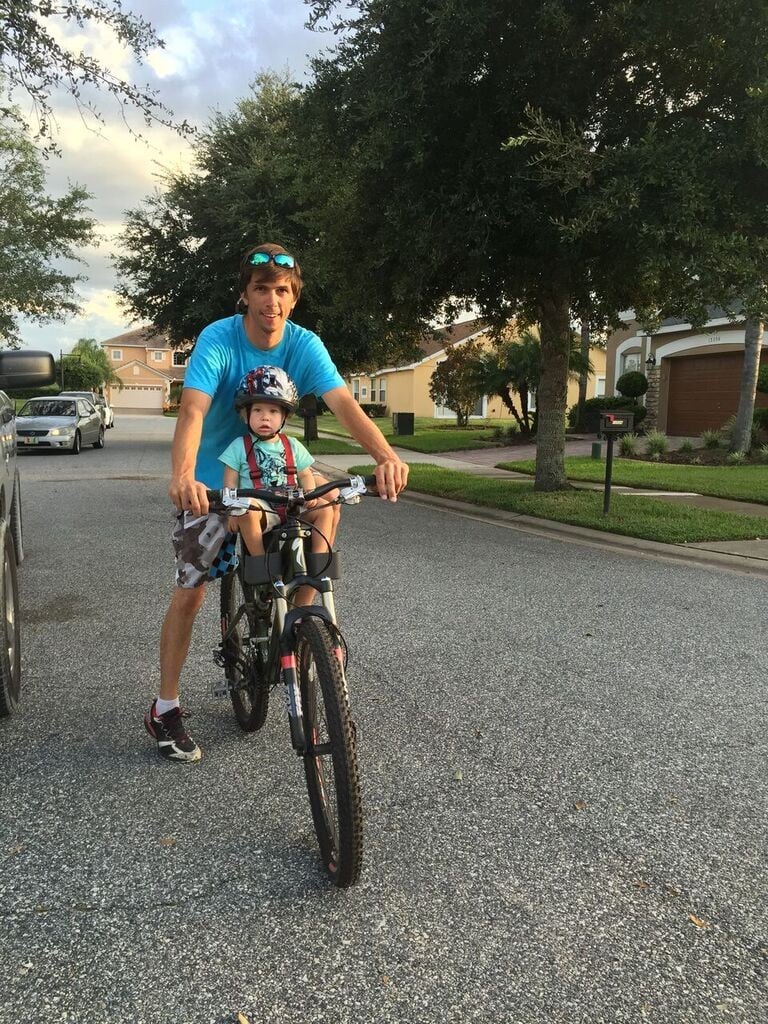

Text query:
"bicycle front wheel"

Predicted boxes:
[[220, 570, 269, 732], [297, 617, 362, 888]]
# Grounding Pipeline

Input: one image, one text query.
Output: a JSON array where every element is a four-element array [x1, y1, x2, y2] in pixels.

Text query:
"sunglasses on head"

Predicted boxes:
[[247, 251, 295, 269]]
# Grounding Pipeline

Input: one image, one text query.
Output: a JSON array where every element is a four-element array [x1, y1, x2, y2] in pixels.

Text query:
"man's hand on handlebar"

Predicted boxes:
[[169, 476, 211, 517], [374, 457, 409, 502]]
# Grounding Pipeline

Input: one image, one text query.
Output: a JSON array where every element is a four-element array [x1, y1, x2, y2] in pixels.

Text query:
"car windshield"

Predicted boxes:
[[18, 400, 76, 418]]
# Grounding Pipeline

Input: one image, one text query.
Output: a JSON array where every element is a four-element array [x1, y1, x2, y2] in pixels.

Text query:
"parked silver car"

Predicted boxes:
[[16, 396, 105, 454], [0, 351, 57, 716], [59, 390, 114, 428]]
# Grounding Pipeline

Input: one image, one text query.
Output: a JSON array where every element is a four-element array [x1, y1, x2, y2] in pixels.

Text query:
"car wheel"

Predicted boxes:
[[93, 427, 105, 449], [9, 474, 23, 566], [69, 430, 81, 455], [0, 521, 21, 717]]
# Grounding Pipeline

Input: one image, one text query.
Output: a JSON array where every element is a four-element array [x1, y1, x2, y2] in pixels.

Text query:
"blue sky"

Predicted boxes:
[[15, 0, 332, 356]]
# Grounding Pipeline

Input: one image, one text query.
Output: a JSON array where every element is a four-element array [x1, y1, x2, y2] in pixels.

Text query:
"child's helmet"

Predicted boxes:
[[234, 365, 299, 415]]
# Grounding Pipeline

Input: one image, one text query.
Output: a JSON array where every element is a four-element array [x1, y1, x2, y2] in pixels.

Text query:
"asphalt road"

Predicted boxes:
[[1, 416, 766, 1024]]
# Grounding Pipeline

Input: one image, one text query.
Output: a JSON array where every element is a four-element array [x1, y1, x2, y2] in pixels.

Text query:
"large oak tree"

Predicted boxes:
[[305, 0, 768, 488]]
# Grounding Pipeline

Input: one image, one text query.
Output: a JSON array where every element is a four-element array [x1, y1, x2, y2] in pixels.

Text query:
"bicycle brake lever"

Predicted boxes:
[[339, 475, 369, 504], [221, 487, 252, 511]]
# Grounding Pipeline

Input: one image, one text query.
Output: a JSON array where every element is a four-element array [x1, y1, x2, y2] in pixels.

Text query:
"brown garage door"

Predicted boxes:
[[666, 351, 768, 435]]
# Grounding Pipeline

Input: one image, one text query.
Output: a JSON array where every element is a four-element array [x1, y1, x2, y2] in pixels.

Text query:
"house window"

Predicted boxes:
[[361, 386, 368, 399], [173, 351, 188, 367], [353, 380, 359, 401], [620, 352, 641, 374], [133, 365, 140, 376], [595, 376, 606, 397], [379, 379, 387, 404], [527, 391, 537, 413], [152, 351, 164, 362], [111, 350, 122, 361]]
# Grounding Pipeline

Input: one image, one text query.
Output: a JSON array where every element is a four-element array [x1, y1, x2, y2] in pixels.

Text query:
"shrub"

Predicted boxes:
[[753, 407, 768, 432], [691, 456, 702, 465], [619, 432, 639, 456], [760, 444, 768, 461], [7, 383, 61, 399], [678, 439, 694, 453], [701, 429, 721, 449], [645, 429, 669, 456], [568, 396, 647, 433], [720, 413, 760, 450], [727, 450, 746, 464], [615, 371, 649, 399], [650, 452, 661, 461], [359, 403, 387, 418]]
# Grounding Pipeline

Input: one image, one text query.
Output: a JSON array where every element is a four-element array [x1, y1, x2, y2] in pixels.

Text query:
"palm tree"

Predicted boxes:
[[470, 329, 592, 437], [70, 337, 123, 391]]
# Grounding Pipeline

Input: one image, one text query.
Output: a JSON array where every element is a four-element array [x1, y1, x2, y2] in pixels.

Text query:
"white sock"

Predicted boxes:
[[155, 697, 180, 716]]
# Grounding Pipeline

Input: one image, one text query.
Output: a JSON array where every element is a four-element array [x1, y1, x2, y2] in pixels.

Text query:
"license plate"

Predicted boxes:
[[23, 437, 38, 445]]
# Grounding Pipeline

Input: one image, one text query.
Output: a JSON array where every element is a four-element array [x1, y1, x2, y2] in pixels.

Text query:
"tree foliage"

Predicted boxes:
[[114, 72, 421, 374], [428, 339, 484, 427], [0, 1, 190, 150], [470, 330, 592, 435], [0, 113, 95, 346], [55, 337, 121, 390], [306, 0, 768, 488]]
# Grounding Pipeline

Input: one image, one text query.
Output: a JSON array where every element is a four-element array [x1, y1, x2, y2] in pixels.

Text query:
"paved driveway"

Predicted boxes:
[[1, 421, 765, 1023]]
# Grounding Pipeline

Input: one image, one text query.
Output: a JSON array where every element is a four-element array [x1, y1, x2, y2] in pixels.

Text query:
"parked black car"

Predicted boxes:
[[0, 351, 56, 716]]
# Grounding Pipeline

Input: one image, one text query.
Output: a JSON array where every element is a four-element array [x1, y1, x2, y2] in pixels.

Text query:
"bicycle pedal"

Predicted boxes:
[[211, 678, 231, 698]]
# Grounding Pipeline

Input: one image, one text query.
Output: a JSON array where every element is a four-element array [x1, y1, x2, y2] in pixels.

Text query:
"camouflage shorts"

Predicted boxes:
[[172, 511, 238, 589]]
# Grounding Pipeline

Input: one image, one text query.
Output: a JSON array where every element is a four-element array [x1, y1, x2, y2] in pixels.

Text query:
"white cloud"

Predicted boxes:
[[44, 16, 136, 82]]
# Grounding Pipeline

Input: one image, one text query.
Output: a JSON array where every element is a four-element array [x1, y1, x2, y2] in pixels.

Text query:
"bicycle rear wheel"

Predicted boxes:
[[220, 570, 269, 732], [297, 617, 362, 887]]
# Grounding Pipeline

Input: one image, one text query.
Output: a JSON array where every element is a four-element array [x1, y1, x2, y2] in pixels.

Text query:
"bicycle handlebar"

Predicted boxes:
[[206, 473, 377, 510]]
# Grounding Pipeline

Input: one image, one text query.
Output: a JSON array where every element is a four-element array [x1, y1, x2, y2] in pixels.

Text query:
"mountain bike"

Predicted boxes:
[[208, 474, 375, 888]]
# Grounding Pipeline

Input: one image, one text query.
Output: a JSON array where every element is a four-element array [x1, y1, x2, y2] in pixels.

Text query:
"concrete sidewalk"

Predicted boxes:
[[313, 439, 768, 574]]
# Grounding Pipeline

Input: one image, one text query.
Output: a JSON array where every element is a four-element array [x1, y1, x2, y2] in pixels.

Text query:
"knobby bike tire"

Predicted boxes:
[[297, 617, 362, 888], [220, 569, 269, 732]]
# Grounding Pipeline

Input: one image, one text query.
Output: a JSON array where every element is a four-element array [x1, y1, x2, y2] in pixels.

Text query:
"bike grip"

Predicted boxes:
[[206, 489, 221, 502], [362, 474, 377, 486]]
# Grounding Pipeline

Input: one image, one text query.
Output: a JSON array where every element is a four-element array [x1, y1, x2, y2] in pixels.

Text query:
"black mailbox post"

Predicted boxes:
[[299, 394, 318, 443], [598, 409, 635, 515]]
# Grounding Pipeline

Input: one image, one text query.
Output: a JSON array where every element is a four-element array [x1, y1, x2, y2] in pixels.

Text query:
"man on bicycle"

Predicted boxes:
[[145, 242, 408, 763]]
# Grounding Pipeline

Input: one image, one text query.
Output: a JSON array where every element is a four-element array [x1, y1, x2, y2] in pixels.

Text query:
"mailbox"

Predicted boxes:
[[599, 409, 634, 438]]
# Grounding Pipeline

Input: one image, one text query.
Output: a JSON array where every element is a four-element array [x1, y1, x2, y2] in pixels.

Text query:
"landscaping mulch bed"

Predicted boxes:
[[627, 448, 766, 466]]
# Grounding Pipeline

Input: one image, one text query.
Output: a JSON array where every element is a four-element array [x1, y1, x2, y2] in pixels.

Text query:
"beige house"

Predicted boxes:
[[100, 327, 190, 414], [605, 311, 768, 434], [348, 319, 607, 420]]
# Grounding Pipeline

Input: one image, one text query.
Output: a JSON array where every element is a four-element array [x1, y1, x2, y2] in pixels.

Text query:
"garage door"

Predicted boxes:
[[111, 385, 165, 414], [666, 351, 768, 435]]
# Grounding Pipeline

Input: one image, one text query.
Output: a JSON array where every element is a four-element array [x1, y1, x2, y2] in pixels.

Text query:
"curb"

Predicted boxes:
[[399, 488, 768, 579]]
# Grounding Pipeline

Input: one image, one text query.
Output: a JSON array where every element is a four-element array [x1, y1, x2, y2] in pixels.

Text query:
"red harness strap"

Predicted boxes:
[[242, 433, 297, 522]]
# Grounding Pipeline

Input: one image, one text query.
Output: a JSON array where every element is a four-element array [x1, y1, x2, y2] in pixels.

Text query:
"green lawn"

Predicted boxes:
[[502, 456, 768, 505], [349, 463, 768, 544], [300, 414, 509, 452]]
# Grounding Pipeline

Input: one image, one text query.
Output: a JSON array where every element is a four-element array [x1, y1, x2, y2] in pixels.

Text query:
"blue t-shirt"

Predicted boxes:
[[218, 433, 314, 490], [184, 315, 344, 487]]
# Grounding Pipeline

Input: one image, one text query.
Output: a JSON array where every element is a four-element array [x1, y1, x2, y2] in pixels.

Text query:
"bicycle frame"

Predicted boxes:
[[213, 475, 371, 754]]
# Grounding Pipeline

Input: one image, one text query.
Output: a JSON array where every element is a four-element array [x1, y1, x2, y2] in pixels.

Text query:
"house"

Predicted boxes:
[[605, 311, 768, 435], [347, 318, 607, 420], [100, 327, 190, 414]]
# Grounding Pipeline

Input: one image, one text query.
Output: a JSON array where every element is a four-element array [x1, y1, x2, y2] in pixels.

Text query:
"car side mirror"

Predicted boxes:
[[0, 351, 55, 389]]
